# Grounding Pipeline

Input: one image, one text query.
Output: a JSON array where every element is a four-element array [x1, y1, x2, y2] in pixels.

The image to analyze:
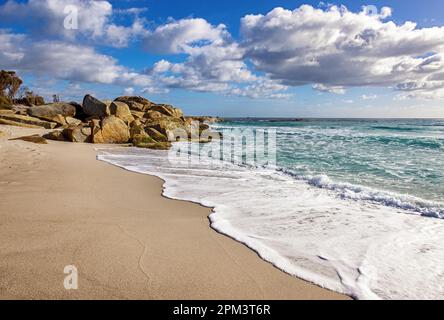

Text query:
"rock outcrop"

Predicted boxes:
[[186, 116, 223, 123], [115, 96, 156, 112], [0, 114, 57, 129], [10, 134, 48, 144], [27, 103, 77, 126], [63, 125, 92, 143], [150, 104, 184, 119], [83, 94, 110, 118], [43, 130, 65, 141], [109, 101, 134, 124], [1, 93, 222, 150], [90, 116, 130, 144]]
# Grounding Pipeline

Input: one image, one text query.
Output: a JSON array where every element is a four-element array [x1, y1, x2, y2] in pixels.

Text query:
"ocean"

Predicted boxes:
[[98, 118, 444, 300]]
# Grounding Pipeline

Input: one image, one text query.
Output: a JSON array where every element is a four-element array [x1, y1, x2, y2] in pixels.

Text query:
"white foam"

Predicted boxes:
[[98, 147, 444, 300]]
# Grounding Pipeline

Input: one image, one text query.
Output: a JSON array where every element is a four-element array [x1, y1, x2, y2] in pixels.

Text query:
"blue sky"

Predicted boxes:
[[1, 0, 444, 117]]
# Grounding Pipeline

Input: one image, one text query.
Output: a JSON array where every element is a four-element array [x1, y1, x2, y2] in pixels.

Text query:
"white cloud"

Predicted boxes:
[[361, 94, 378, 100], [5, 3, 444, 101], [313, 84, 346, 94], [229, 80, 290, 99], [123, 87, 135, 95], [0, 30, 153, 88], [144, 18, 229, 54], [144, 18, 275, 97], [0, 0, 147, 47], [240, 5, 444, 99]]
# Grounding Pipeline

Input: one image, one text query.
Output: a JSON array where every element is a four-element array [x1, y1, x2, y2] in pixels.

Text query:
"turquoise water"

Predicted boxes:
[[99, 118, 444, 299], [216, 118, 444, 215]]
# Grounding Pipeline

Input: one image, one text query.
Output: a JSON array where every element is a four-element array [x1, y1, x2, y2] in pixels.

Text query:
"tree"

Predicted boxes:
[[0, 70, 23, 100]]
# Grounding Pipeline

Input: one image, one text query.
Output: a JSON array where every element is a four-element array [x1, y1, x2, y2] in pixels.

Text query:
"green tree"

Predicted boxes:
[[0, 70, 23, 99]]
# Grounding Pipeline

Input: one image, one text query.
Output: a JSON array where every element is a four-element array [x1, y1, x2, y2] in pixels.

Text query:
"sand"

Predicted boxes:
[[0, 126, 348, 300]]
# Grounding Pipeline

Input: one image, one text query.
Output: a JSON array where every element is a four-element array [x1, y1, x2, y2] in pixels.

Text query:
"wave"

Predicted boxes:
[[97, 147, 444, 300]]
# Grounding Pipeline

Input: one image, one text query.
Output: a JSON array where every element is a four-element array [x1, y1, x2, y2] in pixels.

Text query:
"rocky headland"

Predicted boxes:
[[0, 94, 222, 150]]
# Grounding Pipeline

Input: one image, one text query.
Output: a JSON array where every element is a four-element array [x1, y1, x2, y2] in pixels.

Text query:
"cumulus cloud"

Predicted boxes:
[[4, 3, 444, 101], [144, 18, 228, 54], [0, 0, 146, 47], [0, 30, 153, 88], [240, 5, 444, 98], [144, 18, 265, 96]]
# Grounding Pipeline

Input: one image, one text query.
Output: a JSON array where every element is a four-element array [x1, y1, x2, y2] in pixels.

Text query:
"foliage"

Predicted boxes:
[[0, 70, 23, 100]]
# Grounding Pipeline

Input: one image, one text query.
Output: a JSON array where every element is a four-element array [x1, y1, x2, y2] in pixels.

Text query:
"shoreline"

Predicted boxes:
[[0, 126, 348, 300]]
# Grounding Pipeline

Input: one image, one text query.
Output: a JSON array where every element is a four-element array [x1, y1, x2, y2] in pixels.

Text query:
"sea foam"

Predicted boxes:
[[98, 146, 444, 300]]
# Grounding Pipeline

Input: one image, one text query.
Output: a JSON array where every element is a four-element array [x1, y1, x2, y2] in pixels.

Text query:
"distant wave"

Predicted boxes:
[[277, 169, 444, 219]]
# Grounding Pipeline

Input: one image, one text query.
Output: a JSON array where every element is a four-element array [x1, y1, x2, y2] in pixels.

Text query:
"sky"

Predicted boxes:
[[1, 0, 444, 118]]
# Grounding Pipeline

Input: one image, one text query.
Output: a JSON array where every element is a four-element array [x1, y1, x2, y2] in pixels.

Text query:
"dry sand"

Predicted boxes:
[[0, 126, 348, 300]]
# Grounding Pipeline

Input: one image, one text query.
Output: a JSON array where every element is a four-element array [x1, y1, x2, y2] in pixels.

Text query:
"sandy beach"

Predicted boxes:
[[0, 126, 347, 300]]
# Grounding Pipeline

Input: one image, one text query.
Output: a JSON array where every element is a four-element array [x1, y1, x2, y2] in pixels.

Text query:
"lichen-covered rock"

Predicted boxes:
[[82, 94, 110, 118], [150, 104, 184, 118], [0, 114, 57, 129], [129, 122, 148, 139], [11, 104, 30, 115], [132, 134, 156, 146], [115, 96, 156, 112], [90, 116, 130, 144], [27, 103, 76, 124], [10, 134, 48, 144], [145, 117, 187, 138], [43, 130, 66, 141], [186, 116, 223, 123], [130, 110, 145, 119], [145, 127, 168, 142], [133, 140, 172, 150], [65, 116, 82, 126], [144, 110, 164, 120], [110, 101, 134, 124], [90, 119, 104, 144], [63, 125, 91, 143]]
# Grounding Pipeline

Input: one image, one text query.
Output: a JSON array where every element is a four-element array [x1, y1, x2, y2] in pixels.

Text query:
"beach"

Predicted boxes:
[[0, 126, 347, 300]]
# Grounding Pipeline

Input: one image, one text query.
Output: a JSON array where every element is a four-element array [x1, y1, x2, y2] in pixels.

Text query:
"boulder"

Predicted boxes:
[[0, 109, 14, 114], [109, 101, 134, 124], [186, 116, 222, 123], [130, 110, 145, 119], [129, 122, 148, 140], [145, 127, 168, 142], [65, 116, 82, 126], [145, 117, 187, 139], [144, 110, 164, 120], [0, 114, 57, 129], [0, 118, 40, 128], [11, 104, 30, 115], [69, 101, 88, 122], [90, 116, 130, 144], [53, 114, 68, 126], [115, 96, 156, 112], [10, 134, 48, 144], [82, 95, 110, 118], [63, 125, 91, 143], [133, 139, 172, 150], [43, 130, 66, 141], [27, 103, 76, 124], [132, 134, 156, 146], [90, 119, 104, 144], [150, 104, 184, 118]]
